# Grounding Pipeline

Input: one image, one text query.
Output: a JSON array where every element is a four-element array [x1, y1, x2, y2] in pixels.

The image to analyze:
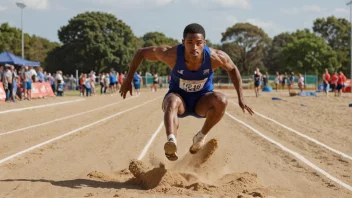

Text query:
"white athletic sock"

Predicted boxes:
[[197, 131, 206, 138], [167, 134, 177, 144]]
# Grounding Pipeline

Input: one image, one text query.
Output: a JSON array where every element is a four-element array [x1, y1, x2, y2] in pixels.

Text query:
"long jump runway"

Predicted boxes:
[[0, 89, 351, 198]]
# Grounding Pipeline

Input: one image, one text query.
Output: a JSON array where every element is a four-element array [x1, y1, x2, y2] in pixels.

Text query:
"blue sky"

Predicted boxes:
[[0, 0, 351, 44]]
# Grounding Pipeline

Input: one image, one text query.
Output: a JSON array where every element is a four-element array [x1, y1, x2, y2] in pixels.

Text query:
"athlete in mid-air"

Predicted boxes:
[[119, 23, 254, 161]]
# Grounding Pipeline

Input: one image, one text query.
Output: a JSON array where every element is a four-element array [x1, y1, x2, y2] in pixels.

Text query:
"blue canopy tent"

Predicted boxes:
[[0, 51, 40, 67]]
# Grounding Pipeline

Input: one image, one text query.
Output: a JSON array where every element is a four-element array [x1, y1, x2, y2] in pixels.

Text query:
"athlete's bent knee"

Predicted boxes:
[[164, 97, 180, 113], [213, 92, 228, 108]]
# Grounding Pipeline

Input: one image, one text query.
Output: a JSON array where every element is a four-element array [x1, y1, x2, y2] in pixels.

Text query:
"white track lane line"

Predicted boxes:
[[0, 96, 138, 136], [0, 98, 85, 115], [137, 121, 164, 160], [229, 100, 352, 161], [0, 97, 162, 165], [225, 112, 352, 192]]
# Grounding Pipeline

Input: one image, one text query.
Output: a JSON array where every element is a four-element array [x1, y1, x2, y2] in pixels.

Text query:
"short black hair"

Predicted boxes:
[[183, 23, 206, 39]]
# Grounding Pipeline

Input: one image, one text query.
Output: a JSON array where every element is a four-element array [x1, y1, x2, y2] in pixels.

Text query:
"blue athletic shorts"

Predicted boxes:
[[323, 82, 330, 91], [134, 83, 140, 89], [164, 90, 212, 118], [25, 82, 32, 90]]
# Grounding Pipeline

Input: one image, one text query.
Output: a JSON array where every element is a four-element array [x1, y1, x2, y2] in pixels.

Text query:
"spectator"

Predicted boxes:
[[4, 64, 14, 102], [288, 72, 295, 93], [69, 74, 76, 91], [336, 71, 346, 97], [84, 75, 92, 96], [274, 72, 280, 91], [323, 69, 330, 96], [29, 66, 37, 82], [298, 73, 304, 92], [56, 71, 64, 96], [281, 73, 287, 90], [24, 66, 32, 100], [262, 72, 268, 87], [330, 72, 338, 96], [104, 73, 110, 94], [37, 67, 45, 82], [99, 73, 105, 94]]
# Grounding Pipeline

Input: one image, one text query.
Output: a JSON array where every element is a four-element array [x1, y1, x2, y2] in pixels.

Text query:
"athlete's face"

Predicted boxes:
[[182, 33, 206, 61]]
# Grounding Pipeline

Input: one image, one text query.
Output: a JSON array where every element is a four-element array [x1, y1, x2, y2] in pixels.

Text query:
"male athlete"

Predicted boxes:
[[119, 23, 254, 161]]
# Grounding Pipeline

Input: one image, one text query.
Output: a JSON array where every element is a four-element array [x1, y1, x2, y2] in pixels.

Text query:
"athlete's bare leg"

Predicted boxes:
[[162, 93, 186, 161], [190, 91, 228, 153]]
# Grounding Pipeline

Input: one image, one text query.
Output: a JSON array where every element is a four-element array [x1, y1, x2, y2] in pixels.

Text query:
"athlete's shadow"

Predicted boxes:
[[0, 178, 141, 190]]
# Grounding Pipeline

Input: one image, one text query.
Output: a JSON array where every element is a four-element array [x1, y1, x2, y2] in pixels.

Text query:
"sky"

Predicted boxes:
[[0, 0, 351, 44]]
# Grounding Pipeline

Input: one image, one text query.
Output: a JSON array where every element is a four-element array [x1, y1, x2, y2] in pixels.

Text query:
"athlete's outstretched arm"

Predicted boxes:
[[119, 46, 172, 99], [214, 50, 254, 115]]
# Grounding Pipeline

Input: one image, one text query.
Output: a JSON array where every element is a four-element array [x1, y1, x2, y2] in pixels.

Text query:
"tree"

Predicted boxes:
[[221, 23, 271, 75], [282, 31, 339, 74], [139, 32, 179, 76], [264, 32, 295, 73], [0, 23, 59, 67], [313, 16, 350, 75], [45, 12, 137, 74]]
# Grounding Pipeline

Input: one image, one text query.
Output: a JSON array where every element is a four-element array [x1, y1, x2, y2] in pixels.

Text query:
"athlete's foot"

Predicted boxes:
[[189, 131, 206, 154], [164, 137, 178, 161]]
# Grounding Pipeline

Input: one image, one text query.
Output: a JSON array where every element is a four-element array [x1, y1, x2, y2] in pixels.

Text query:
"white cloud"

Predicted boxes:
[[0, 6, 8, 11], [8, 0, 48, 10], [280, 4, 324, 15], [213, 0, 250, 9], [245, 18, 283, 36], [246, 19, 276, 29], [302, 5, 322, 13], [334, 8, 349, 15]]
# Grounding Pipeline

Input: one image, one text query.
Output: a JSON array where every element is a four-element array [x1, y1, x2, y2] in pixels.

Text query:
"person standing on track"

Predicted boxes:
[[323, 69, 330, 96], [274, 72, 280, 91], [336, 71, 346, 97], [330, 71, 338, 96], [151, 73, 159, 92], [133, 72, 142, 95], [254, 71, 260, 97], [119, 23, 254, 161], [298, 73, 304, 92]]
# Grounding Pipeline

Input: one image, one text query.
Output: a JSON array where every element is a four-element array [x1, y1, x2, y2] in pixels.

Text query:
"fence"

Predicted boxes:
[[140, 74, 319, 90]]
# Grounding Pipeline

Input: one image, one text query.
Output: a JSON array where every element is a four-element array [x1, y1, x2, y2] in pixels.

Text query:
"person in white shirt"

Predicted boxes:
[[84, 76, 92, 96], [29, 66, 37, 82], [24, 66, 33, 100], [100, 73, 105, 94], [298, 73, 304, 92], [274, 72, 280, 91], [56, 71, 64, 96]]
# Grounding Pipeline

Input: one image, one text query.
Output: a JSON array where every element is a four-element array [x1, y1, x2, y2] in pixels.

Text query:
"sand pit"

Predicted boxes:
[[87, 139, 274, 197], [87, 159, 272, 197]]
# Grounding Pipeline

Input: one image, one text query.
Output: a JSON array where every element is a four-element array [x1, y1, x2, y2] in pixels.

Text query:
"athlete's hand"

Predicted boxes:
[[239, 100, 254, 115], [119, 79, 133, 99]]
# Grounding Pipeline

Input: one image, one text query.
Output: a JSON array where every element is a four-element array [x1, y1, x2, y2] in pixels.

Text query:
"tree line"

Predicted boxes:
[[0, 12, 350, 77]]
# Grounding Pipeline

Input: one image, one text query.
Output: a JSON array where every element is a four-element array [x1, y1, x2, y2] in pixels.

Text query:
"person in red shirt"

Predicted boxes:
[[323, 69, 330, 96], [330, 72, 338, 96], [336, 71, 346, 97]]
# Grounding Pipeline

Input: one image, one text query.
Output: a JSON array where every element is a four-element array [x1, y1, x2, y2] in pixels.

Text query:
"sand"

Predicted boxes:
[[0, 89, 351, 198]]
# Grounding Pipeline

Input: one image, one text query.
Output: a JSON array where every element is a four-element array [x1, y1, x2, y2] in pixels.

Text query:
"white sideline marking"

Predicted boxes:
[[225, 112, 352, 192], [229, 100, 352, 161], [0, 97, 162, 165], [137, 121, 164, 160], [0, 96, 138, 136], [0, 98, 85, 115]]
